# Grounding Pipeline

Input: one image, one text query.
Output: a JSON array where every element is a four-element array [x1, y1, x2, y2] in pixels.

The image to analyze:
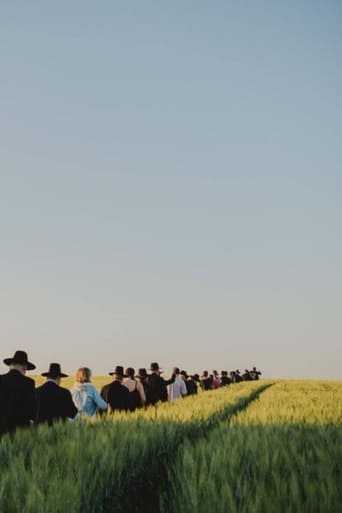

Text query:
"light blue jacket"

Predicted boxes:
[[70, 382, 107, 417]]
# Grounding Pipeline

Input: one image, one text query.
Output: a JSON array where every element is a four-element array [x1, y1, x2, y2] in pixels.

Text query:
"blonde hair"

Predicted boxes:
[[76, 367, 92, 383]]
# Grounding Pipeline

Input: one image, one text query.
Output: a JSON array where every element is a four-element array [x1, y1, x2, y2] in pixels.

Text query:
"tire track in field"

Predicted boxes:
[[122, 382, 274, 513]]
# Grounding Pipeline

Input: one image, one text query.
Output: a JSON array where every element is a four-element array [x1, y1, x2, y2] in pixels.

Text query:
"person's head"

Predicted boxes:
[[42, 363, 68, 385], [150, 362, 162, 374], [180, 370, 188, 380], [136, 368, 148, 380], [109, 365, 125, 381], [125, 367, 135, 379], [10, 362, 27, 375], [202, 370, 208, 378], [4, 350, 35, 375], [173, 366, 180, 375], [76, 367, 92, 383]]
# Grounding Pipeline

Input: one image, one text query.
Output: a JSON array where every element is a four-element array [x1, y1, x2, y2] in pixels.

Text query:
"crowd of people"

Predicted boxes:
[[0, 350, 261, 437]]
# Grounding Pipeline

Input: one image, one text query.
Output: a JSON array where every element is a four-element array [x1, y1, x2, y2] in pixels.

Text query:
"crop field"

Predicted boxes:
[[0, 380, 341, 513]]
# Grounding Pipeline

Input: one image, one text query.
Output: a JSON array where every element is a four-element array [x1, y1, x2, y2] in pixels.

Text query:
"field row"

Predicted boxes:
[[0, 381, 268, 513], [163, 381, 342, 513]]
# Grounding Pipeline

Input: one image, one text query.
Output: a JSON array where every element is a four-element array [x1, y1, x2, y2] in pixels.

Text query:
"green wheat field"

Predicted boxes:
[[1, 380, 341, 513]]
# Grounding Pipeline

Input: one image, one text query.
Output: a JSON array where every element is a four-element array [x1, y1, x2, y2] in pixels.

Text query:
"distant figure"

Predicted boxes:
[[101, 366, 131, 413], [250, 366, 262, 380], [36, 363, 77, 425], [220, 370, 230, 386], [212, 370, 220, 389], [0, 350, 36, 436], [135, 368, 152, 406], [180, 371, 198, 395], [123, 367, 146, 410], [234, 370, 243, 383], [167, 367, 187, 401], [147, 362, 175, 405], [200, 371, 212, 391], [70, 367, 107, 417], [242, 369, 252, 381]]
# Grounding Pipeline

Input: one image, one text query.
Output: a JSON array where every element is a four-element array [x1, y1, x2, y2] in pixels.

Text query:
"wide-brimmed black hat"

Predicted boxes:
[[3, 350, 36, 371], [149, 362, 163, 372], [41, 363, 68, 378], [135, 368, 148, 379], [109, 365, 124, 377]]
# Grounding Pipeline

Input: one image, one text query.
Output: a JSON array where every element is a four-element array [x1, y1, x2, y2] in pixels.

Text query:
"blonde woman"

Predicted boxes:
[[70, 367, 107, 417]]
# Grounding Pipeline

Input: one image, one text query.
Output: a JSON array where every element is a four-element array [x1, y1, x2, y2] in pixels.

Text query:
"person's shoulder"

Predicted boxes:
[[101, 382, 111, 393], [60, 385, 72, 396], [24, 375, 36, 387]]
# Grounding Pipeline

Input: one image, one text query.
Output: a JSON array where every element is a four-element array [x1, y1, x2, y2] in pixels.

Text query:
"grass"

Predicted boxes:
[[163, 381, 342, 513], [0, 380, 267, 513]]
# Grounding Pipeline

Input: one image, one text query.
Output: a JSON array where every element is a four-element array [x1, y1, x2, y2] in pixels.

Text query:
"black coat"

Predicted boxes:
[[35, 381, 77, 425], [147, 373, 175, 405], [0, 369, 36, 436], [185, 379, 198, 395], [101, 381, 131, 413]]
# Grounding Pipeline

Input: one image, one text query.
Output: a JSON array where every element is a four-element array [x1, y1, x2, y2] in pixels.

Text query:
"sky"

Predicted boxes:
[[0, 1, 341, 379]]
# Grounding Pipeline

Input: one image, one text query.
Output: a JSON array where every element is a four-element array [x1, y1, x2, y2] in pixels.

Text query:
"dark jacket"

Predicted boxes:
[[35, 381, 77, 425], [101, 381, 131, 413], [185, 379, 198, 395], [139, 379, 153, 406], [220, 376, 231, 386], [147, 373, 175, 405], [0, 369, 36, 436]]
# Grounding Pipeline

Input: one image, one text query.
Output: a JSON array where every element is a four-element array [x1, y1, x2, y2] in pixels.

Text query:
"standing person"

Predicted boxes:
[[36, 363, 77, 425], [147, 362, 175, 405], [220, 371, 230, 386], [212, 370, 220, 389], [123, 367, 146, 411], [70, 367, 107, 417], [0, 350, 36, 436], [200, 371, 212, 391], [167, 367, 187, 401], [100, 366, 131, 413], [242, 369, 252, 381], [250, 366, 262, 380], [135, 368, 152, 406], [180, 371, 198, 396], [234, 370, 243, 383]]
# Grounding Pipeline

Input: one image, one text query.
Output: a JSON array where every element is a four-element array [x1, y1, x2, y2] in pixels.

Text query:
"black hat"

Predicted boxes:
[[149, 362, 163, 372], [109, 365, 124, 377], [135, 368, 148, 379], [41, 363, 68, 378], [4, 350, 36, 371]]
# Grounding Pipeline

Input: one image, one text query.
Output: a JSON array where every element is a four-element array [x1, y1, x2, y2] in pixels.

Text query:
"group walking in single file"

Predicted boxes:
[[0, 350, 261, 437]]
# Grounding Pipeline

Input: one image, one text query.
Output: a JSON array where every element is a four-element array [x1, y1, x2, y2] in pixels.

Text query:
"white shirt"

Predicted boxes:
[[167, 375, 187, 401]]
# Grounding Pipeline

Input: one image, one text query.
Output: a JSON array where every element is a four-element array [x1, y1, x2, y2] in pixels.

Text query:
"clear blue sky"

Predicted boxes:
[[1, 1, 341, 379]]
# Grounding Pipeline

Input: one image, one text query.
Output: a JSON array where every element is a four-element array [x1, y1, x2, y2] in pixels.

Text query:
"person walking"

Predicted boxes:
[[167, 367, 187, 401], [0, 350, 36, 436], [135, 368, 152, 406], [70, 367, 107, 417], [123, 367, 146, 411], [35, 363, 77, 425], [200, 371, 212, 391], [100, 366, 131, 413], [180, 371, 198, 396], [147, 362, 175, 405]]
